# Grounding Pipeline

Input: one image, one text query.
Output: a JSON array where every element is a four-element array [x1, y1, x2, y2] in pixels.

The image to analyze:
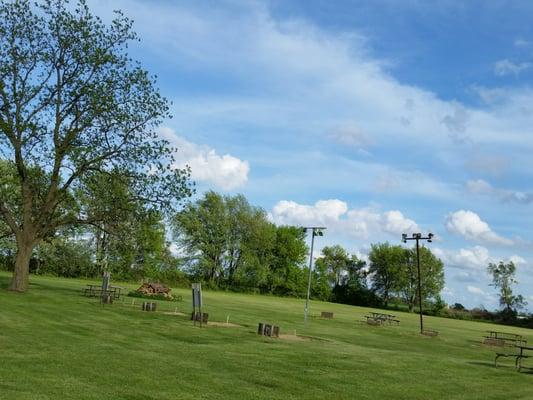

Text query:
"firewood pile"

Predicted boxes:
[[136, 282, 172, 298]]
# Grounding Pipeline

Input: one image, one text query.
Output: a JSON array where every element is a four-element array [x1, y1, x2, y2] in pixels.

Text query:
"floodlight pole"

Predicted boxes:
[[401, 232, 433, 334], [303, 226, 326, 323]]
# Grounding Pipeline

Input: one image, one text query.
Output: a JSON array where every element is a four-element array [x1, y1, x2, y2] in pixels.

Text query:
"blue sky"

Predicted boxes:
[[91, 0, 533, 310]]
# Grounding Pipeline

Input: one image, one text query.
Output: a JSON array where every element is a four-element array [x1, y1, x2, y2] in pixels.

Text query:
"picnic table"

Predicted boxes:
[[483, 331, 526, 347], [495, 344, 533, 371], [365, 312, 400, 325], [82, 284, 124, 300], [515, 345, 533, 371]]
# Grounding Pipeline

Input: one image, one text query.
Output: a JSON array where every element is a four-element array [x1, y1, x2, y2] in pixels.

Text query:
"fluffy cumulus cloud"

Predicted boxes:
[[381, 210, 418, 235], [494, 59, 531, 76], [271, 199, 348, 226], [159, 127, 249, 191], [433, 245, 528, 286], [433, 245, 491, 272], [269, 199, 419, 238], [445, 210, 513, 245]]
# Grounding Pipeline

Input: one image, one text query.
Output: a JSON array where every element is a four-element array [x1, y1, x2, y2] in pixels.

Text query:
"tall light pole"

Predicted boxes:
[[402, 232, 433, 334], [303, 227, 326, 322]]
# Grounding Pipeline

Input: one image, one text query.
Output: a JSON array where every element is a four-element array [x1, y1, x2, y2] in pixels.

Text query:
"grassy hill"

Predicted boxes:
[[1, 272, 532, 399]]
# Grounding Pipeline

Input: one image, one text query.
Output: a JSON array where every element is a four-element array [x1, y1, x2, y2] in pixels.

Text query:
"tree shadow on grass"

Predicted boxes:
[[0, 274, 12, 289], [467, 361, 496, 369]]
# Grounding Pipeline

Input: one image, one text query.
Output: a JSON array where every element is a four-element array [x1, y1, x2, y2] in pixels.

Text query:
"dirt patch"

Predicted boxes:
[[162, 311, 187, 317], [279, 334, 312, 342], [207, 321, 243, 328]]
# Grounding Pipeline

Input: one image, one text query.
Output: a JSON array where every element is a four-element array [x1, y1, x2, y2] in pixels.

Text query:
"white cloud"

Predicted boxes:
[[445, 210, 513, 246], [328, 124, 373, 150], [381, 210, 418, 235], [269, 199, 419, 239], [514, 38, 530, 48], [433, 246, 528, 283], [465, 179, 493, 194], [159, 127, 250, 191], [466, 179, 533, 204], [467, 285, 485, 295], [442, 286, 455, 296], [494, 59, 532, 76], [509, 255, 527, 266], [466, 285, 498, 306], [434, 245, 491, 271], [271, 199, 348, 226]]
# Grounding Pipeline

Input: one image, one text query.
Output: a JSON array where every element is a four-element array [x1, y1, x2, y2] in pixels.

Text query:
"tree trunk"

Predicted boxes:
[[9, 241, 35, 292]]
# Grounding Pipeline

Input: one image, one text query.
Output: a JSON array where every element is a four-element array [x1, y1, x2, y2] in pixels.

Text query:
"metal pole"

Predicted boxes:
[[304, 230, 315, 322], [416, 238, 423, 334]]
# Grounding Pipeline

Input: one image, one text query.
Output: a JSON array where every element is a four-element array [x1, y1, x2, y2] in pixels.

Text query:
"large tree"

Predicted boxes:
[[487, 261, 526, 314], [315, 245, 351, 287], [399, 246, 444, 312], [0, 0, 191, 291], [368, 242, 405, 306]]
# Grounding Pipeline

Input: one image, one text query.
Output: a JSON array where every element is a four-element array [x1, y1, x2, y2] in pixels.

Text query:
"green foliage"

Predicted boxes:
[[487, 261, 527, 313], [399, 246, 445, 312], [315, 245, 351, 287], [0, 0, 192, 291], [33, 237, 95, 278], [451, 302, 466, 311], [268, 226, 308, 296], [173, 192, 308, 295], [368, 243, 406, 306], [368, 242, 444, 311]]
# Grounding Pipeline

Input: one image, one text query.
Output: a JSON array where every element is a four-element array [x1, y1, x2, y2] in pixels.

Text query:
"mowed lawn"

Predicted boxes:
[[1, 273, 532, 400]]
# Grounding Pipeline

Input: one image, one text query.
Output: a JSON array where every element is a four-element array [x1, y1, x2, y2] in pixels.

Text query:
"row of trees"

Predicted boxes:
[[174, 191, 309, 296], [314, 243, 445, 310], [173, 191, 446, 308], [0, 187, 446, 310]]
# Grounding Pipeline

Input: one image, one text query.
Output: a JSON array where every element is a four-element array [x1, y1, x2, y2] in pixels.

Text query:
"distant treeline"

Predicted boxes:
[[0, 190, 446, 310], [1, 190, 531, 327]]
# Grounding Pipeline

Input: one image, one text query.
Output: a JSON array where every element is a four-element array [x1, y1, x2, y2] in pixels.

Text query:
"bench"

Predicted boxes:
[[482, 331, 526, 348], [494, 351, 527, 368], [496, 344, 533, 371]]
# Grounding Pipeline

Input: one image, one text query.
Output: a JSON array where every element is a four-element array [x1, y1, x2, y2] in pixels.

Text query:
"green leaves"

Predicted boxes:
[[488, 261, 527, 312], [0, 0, 192, 291], [368, 242, 444, 310]]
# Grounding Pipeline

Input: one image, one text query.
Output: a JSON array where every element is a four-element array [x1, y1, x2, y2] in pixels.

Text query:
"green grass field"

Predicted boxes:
[[1, 272, 532, 399]]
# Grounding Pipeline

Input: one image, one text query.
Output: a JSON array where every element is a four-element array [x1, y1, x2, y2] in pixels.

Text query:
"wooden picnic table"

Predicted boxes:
[[371, 312, 396, 318], [365, 312, 400, 325], [486, 330, 522, 340], [515, 345, 533, 371], [494, 344, 532, 370], [483, 331, 526, 348], [82, 284, 123, 299]]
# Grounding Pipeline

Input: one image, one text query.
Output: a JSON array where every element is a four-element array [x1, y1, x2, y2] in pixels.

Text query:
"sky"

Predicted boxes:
[[89, 0, 533, 311]]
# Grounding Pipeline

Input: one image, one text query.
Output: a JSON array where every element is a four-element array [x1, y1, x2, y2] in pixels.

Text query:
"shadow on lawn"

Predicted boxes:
[[0, 274, 12, 289], [467, 361, 496, 369]]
